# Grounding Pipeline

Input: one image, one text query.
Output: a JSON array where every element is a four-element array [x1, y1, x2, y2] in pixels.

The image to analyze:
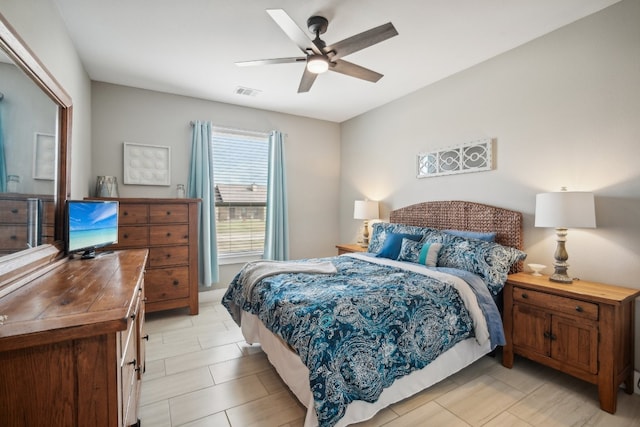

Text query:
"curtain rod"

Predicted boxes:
[[189, 121, 272, 137]]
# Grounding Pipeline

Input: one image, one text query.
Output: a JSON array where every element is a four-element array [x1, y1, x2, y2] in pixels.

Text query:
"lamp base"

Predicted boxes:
[[549, 227, 573, 284], [549, 272, 573, 284]]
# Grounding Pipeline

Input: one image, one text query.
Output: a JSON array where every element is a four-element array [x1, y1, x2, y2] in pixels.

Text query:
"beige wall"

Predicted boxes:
[[0, 0, 93, 198], [91, 82, 341, 286], [340, 0, 640, 367]]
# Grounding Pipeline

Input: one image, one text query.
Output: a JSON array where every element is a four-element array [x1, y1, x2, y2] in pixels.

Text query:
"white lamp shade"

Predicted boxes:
[[535, 191, 596, 228], [354, 200, 379, 220]]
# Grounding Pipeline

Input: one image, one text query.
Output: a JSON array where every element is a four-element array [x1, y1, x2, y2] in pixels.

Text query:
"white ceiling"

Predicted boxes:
[[52, 0, 620, 123]]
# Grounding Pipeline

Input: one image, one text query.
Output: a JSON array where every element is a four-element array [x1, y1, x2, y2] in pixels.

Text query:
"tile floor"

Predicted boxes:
[[139, 289, 640, 426]]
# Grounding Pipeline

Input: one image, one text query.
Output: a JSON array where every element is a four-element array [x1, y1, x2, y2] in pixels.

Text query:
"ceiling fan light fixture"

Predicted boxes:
[[307, 55, 329, 74]]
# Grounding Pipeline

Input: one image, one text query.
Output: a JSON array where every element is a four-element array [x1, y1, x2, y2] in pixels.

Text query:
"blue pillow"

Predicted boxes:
[[375, 233, 422, 260], [444, 229, 497, 242], [368, 222, 436, 253], [423, 231, 527, 295], [398, 238, 442, 267]]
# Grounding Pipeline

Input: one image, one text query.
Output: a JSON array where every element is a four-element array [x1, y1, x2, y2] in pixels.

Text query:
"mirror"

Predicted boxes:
[[0, 14, 72, 261]]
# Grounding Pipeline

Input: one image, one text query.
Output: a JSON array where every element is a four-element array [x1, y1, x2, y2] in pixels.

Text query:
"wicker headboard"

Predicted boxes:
[[390, 200, 524, 272]]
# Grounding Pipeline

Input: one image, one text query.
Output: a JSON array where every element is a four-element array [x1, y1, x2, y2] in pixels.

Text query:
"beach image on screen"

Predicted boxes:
[[68, 202, 118, 252]]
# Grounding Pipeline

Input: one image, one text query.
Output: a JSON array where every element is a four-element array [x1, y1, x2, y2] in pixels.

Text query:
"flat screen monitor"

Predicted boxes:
[[66, 200, 119, 258]]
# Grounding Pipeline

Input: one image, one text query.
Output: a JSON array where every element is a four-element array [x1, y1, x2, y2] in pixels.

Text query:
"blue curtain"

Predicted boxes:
[[264, 131, 289, 260], [0, 103, 6, 192], [188, 120, 219, 286]]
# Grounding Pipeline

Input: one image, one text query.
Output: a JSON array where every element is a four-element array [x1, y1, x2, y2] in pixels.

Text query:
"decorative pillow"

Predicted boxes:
[[375, 233, 422, 260], [444, 229, 497, 242], [368, 222, 436, 254], [424, 230, 527, 295], [398, 239, 442, 267]]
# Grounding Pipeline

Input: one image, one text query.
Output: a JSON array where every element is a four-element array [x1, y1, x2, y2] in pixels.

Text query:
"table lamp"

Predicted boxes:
[[354, 200, 379, 247], [534, 189, 596, 283]]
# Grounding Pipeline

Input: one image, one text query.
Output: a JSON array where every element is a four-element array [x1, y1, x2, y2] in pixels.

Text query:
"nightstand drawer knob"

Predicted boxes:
[[575, 306, 583, 312], [521, 293, 529, 299]]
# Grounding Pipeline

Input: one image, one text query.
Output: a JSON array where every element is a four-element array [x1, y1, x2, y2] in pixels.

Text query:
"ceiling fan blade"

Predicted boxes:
[[236, 57, 306, 67], [298, 67, 318, 93], [327, 22, 398, 60], [330, 59, 383, 83], [266, 9, 322, 55]]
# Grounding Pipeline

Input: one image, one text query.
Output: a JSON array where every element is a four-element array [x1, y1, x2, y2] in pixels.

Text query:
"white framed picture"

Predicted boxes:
[[123, 142, 171, 186], [33, 132, 56, 180]]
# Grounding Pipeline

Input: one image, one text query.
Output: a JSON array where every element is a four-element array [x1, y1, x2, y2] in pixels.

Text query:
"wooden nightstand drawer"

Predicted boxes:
[[512, 286, 598, 320]]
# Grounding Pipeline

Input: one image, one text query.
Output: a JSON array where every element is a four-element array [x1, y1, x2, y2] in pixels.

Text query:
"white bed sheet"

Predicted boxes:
[[241, 311, 492, 427]]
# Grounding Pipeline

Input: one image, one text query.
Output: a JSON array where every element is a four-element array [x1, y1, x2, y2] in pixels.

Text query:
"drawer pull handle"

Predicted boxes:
[[130, 313, 136, 320], [124, 233, 129, 238], [521, 293, 528, 299], [166, 253, 171, 258], [123, 211, 129, 216], [575, 306, 583, 312], [166, 211, 171, 216], [543, 331, 550, 339], [143, 334, 149, 341], [173, 280, 180, 286], [128, 358, 137, 366], [166, 232, 172, 237], [10, 235, 17, 240], [11, 208, 18, 214]]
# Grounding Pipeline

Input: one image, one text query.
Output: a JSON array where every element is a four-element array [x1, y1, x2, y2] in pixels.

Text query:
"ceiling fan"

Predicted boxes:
[[235, 9, 398, 93]]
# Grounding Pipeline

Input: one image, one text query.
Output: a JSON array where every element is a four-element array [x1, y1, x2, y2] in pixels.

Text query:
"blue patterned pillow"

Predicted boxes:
[[368, 222, 436, 254], [376, 233, 422, 259], [424, 231, 527, 295], [444, 229, 496, 242], [398, 239, 442, 267]]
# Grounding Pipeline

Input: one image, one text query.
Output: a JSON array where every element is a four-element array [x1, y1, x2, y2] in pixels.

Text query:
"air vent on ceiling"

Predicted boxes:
[[234, 86, 261, 97]]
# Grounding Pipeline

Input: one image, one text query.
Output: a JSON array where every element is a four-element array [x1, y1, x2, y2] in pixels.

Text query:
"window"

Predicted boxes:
[[211, 128, 269, 260]]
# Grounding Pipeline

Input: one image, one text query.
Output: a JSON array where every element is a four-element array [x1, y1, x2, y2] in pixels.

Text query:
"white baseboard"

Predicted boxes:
[[635, 370, 640, 395]]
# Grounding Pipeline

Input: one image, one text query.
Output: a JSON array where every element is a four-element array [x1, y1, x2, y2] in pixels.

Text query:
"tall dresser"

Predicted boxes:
[[90, 197, 200, 315]]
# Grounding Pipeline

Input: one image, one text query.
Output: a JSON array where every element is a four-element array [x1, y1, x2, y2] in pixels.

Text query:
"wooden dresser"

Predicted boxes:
[[503, 272, 640, 414], [89, 197, 200, 315], [0, 193, 55, 255], [0, 249, 148, 427]]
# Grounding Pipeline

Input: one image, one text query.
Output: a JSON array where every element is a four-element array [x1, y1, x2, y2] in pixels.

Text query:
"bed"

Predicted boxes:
[[223, 200, 525, 427]]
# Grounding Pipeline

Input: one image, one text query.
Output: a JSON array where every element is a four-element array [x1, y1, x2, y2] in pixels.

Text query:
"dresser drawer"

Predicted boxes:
[[512, 286, 598, 320], [150, 224, 189, 246], [148, 246, 189, 267], [150, 204, 189, 223], [0, 226, 27, 249], [0, 200, 27, 223], [145, 267, 190, 300], [112, 225, 149, 248], [119, 204, 149, 224]]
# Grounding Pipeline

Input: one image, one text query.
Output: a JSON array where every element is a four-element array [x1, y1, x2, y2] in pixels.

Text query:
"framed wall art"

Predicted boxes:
[[33, 132, 56, 180], [123, 142, 171, 186], [417, 138, 494, 178]]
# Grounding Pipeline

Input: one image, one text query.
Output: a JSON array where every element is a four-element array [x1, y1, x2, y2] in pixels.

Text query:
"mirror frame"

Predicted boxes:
[[0, 13, 72, 281]]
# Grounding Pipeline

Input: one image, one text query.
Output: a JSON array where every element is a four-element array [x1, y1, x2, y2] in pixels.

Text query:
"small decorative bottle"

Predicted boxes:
[[176, 184, 185, 198]]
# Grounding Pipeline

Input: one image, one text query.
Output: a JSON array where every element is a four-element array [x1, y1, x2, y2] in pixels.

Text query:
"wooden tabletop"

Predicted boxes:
[[0, 249, 148, 350]]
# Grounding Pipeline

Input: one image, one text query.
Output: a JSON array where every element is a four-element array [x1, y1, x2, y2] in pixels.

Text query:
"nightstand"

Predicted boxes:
[[336, 243, 368, 255], [503, 272, 640, 414]]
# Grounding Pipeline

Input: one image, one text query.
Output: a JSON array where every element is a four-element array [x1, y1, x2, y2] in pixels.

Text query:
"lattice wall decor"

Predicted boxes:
[[417, 138, 494, 178]]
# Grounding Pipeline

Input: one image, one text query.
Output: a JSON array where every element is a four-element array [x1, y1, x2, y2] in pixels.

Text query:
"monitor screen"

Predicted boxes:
[[66, 200, 119, 257]]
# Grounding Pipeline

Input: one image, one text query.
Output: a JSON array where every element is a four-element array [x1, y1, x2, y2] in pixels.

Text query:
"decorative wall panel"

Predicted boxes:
[[417, 138, 494, 178]]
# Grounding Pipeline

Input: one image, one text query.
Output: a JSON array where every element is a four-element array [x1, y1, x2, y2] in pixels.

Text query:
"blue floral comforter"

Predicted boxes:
[[222, 254, 502, 427]]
